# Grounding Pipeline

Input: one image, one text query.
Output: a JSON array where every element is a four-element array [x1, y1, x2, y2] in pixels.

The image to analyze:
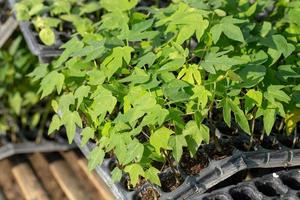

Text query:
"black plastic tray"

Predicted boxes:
[[192, 168, 300, 199], [0, 134, 76, 161], [17, 21, 67, 62], [8, 0, 68, 63], [74, 127, 300, 200]]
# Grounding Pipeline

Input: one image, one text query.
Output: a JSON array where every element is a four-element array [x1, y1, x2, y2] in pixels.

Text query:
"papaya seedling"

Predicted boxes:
[[26, 0, 300, 191]]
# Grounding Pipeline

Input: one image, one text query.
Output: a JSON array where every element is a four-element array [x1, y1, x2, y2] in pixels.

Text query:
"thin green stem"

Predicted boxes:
[[249, 107, 257, 150], [292, 126, 298, 149], [35, 102, 51, 143]]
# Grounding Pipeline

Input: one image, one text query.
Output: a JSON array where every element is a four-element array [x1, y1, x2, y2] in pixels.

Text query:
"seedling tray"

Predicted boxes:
[[0, 0, 18, 48], [74, 127, 300, 200], [17, 21, 66, 63], [8, 0, 68, 63], [193, 168, 300, 199], [0, 134, 75, 160]]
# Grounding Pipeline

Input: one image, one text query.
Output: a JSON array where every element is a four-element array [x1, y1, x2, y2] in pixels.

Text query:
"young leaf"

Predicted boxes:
[[266, 85, 291, 104], [200, 124, 210, 144], [228, 99, 251, 134], [210, 17, 245, 43], [178, 64, 202, 85], [9, 92, 22, 115], [169, 134, 187, 162], [61, 111, 82, 143], [245, 89, 263, 113], [183, 121, 209, 156], [27, 64, 48, 82], [88, 146, 105, 171], [124, 139, 144, 165], [145, 167, 161, 186], [285, 109, 300, 135], [50, 102, 58, 115], [263, 107, 276, 135], [74, 85, 90, 109], [237, 65, 266, 88], [39, 71, 64, 98], [149, 127, 173, 153], [136, 52, 156, 68], [81, 127, 94, 146], [223, 98, 232, 127], [89, 87, 117, 124], [101, 0, 138, 12], [222, 23, 244, 43], [48, 115, 61, 135], [101, 121, 111, 137], [101, 46, 134, 80], [210, 24, 222, 44], [39, 27, 55, 46], [191, 85, 211, 109], [124, 163, 144, 186], [111, 167, 123, 183], [58, 93, 75, 114], [54, 38, 84, 68]]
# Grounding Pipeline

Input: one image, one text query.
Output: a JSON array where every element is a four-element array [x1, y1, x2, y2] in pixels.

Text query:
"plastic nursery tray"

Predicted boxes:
[[0, 134, 76, 160], [0, 0, 18, 48], [193, 168, 300, 200], [8, 0, 69, 63], [74, 128, 300, 200]]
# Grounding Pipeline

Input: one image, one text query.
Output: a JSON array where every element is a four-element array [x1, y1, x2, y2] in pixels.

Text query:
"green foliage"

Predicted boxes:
[[0, 36, 47, 136], [25, 0, 300, 188], [15, 0, 104, 46], [88, 146, 105, 171]]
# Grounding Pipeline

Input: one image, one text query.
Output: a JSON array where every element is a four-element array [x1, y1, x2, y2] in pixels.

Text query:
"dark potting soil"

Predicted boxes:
[[122, 176, 136, 191], [0, 1, 10, 24], [180, 149, 209, 175], [138, 0, 172, 8], [151, 160, 166, 172], [278, 135, 300, 149], [233, 134, 258, 152], [122, 176, 149, 192], [260, 136, 281, 150], [140, 187, 160, 200], [205, 140, 234, 160], [104, 150, 114, 159], [159, 170, 183, 192], [216, 123, 239, 137], [136, 127, 151, 143], [60, 22, 75, 35]]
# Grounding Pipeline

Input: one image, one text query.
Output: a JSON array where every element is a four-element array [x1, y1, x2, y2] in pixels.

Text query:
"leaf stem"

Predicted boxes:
[[278, 118, 284, 132], [208, 82, 222, 152], [35, 101, 51, 143], [292, 126, 298, 149], [249, 107, 257, 150], [260, 131, 265, 143], [162, 150, 180, 184]]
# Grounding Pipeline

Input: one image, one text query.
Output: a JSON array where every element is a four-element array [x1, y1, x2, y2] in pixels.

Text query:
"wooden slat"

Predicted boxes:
[[0, 160, 23, 200], [60, 151, 101, 200], [0, 17, 18, 48], [78, 159, 115, 200], [12, 163, 49, 200], [28, 153, 67, 200], [49, 160, 88, 200]]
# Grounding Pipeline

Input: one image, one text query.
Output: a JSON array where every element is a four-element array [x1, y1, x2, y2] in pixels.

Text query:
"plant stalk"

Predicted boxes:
[[248, 107, 257, 150], [292, 126, 298, 149], [162, 150, 181, 185], [35, 103, 51, 144]]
